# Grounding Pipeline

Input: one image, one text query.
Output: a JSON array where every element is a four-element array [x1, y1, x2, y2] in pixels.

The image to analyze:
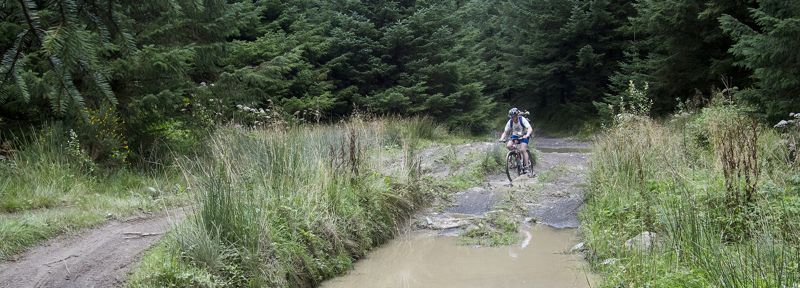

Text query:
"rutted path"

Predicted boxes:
[[323, 136, 595, 288], [0, 208, 185, 288]]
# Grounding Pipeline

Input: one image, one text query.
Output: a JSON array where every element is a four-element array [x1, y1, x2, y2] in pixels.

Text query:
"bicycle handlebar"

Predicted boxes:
[[500, 136, 528, 143]]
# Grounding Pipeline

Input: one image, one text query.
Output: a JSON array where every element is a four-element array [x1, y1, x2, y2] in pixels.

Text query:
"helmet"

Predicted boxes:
[[508, 108, 520, 118]]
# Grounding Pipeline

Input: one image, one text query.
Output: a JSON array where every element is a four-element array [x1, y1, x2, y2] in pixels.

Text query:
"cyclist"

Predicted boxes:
[[499, 108, 533, 174]]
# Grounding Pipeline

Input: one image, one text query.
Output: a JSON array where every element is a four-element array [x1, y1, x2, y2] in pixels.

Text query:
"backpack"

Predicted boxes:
[[518, 116, 530, 129]]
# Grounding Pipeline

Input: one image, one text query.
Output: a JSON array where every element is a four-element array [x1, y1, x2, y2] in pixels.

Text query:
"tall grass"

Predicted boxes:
[[582, 107, 800, 287], [129, 118, 439, 287], [0, 125, 185, 259], [0, 127, 88, 212]]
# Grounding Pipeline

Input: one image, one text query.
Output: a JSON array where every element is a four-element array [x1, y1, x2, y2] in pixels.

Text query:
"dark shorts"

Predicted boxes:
[[511, 136, 529, 144]]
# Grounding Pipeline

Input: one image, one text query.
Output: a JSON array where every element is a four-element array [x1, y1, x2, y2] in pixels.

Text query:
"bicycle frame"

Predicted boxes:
[[504, 138, 531, 182]]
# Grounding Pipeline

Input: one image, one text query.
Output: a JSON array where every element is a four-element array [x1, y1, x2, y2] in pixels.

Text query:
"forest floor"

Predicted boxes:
[[0, 136, 593, 288]]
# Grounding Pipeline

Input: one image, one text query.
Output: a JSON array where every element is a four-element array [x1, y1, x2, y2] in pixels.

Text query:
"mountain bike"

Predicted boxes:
[[502, 136, 532, 182]]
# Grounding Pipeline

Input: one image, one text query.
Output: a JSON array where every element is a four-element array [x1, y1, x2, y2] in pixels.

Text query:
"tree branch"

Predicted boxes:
[[16, 0, 84, 115], [0, 36, 26, 87]]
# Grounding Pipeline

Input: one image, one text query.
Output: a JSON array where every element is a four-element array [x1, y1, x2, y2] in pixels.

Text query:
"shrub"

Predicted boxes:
[[75, 106, 129, 167], [596, 80, 653, 124]]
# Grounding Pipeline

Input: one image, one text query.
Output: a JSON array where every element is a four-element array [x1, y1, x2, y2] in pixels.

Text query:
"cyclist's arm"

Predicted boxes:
[[499, 121, 511, 141], [522, 117, 533, 138]]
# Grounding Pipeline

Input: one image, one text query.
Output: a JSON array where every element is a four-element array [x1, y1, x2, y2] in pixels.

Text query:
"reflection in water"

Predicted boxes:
[[322, 225, 595, 288]]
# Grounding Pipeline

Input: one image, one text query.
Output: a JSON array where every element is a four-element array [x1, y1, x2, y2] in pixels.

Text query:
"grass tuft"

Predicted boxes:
[[459, 210, 520, 246], [582, 106, 800, 287]]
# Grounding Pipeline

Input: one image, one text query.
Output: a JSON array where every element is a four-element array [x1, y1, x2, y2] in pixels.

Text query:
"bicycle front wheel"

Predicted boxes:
[[506, 152, 517, 182]]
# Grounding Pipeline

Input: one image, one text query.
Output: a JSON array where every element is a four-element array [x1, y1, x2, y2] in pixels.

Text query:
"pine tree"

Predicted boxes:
[[720, 0, 800, 121]]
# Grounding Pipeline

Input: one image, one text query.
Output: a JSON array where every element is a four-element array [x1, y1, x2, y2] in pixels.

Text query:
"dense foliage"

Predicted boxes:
[[2, 0, 800, 163]]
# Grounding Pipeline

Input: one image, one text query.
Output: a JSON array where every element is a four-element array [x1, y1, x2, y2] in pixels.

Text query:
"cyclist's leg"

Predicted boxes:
[[506, 140, 515, 151], [520, 141, 530, 170]]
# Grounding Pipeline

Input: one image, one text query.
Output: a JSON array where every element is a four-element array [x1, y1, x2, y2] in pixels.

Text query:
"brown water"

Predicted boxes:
[[537, 147, 593, 154], [321, 225, 595, 288]]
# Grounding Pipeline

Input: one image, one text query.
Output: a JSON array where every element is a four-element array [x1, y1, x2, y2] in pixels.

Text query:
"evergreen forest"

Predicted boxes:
[[3, 0, 798, 164]]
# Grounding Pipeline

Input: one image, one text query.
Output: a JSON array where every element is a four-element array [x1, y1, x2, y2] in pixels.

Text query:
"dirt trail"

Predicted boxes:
[[0, 208, 186, 288], [524, 145, 591, 228], [422, 136, 592, 231]]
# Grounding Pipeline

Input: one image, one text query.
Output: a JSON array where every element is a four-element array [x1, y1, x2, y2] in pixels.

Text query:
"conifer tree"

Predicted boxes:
[[497, 0, 633, 125], [721, 0, 800, 121], [608, 0, 754, 113]]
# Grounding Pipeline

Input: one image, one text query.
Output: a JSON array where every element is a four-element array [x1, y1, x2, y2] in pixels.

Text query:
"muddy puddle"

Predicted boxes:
[[321, 225, 595, 288], [537, 147, 592, 154]]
